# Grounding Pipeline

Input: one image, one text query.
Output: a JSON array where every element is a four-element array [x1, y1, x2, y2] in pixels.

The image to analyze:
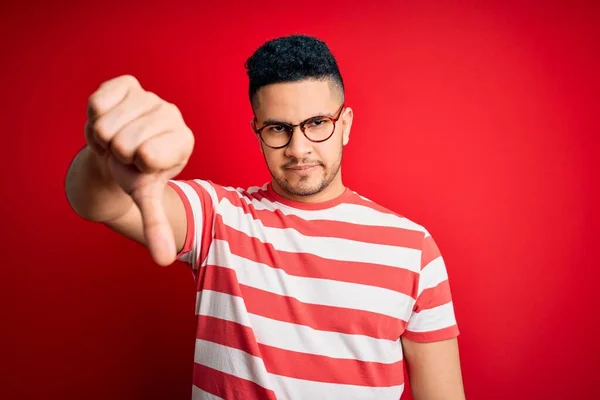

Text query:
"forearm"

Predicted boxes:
[[65, 146, 134, 222]]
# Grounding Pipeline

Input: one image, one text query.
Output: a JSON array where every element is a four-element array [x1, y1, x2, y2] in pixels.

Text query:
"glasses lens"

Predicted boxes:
[[304, 117, 335, 141], [261, 125, 291, 148]]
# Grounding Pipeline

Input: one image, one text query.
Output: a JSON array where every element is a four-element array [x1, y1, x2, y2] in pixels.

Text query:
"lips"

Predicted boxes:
[[287, 165, 318, 170]]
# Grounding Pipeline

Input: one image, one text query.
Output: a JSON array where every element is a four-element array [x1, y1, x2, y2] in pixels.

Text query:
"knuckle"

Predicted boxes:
[[162, 101, 182, 119], [144, 91, 161, 104], [97, 75, 141, 99], [136, 141, 160, 170], [109, 136, 133, 160], [182, 127, 195, 148], [87, 92, 103, 114], [97, 79, 111, 90], [174, 128, 194, 164], [92, 117, 111, 142], [115, 74, 140, 88]]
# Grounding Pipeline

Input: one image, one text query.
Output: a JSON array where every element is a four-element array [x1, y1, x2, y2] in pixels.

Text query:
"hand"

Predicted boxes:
[[85, 75, 194, 266]]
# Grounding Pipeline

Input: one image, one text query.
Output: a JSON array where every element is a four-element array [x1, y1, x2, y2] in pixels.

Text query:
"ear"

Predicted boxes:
[[250, 119, 264, 154], [341, 107, 353, 146]]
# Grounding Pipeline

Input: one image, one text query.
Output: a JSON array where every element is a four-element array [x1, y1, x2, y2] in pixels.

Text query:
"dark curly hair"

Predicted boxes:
[[245, 34, 345, 109]]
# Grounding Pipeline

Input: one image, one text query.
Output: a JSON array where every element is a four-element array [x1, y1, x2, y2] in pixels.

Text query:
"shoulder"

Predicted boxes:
[[170, 179, 270, 204], [344, 189, 431, 238]]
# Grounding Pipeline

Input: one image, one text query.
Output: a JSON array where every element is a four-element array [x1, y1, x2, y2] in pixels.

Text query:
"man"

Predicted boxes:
[[66, 35, 465, 399]]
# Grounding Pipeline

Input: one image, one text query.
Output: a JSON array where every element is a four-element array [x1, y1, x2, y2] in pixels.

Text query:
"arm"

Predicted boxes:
[[65, 75, 195, 265], [402, 337, 466, 400], [65, 146, 187, 252], [401, 229, 465, 399]]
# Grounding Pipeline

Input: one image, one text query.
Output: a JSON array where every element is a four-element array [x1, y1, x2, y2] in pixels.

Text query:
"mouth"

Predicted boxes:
[[284, 163, 322, 175], [286, 165, 319, 171]]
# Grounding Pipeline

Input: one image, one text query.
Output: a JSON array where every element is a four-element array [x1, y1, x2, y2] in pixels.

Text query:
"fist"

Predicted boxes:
[[85, 74, 194, 177], [85, 75, 194, 265]]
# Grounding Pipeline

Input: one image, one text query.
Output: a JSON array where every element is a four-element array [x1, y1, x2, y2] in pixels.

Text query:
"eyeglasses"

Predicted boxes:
[[253, 103, 345, 149]]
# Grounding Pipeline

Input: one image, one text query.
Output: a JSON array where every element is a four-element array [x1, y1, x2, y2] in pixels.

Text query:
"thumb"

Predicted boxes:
[[131, 180, 177, 266]]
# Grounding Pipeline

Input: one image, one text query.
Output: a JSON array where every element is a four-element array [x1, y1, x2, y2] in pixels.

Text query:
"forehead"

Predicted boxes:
[[254, 79, 338, 122]]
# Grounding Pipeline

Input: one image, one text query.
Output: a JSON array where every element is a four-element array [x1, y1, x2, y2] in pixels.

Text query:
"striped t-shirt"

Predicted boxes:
[[168, 179, 460, 400]]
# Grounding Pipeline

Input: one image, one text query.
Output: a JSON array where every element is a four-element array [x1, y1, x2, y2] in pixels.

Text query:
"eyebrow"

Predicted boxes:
[[262, 118, 291, 126], [261, 111, 334, 126]]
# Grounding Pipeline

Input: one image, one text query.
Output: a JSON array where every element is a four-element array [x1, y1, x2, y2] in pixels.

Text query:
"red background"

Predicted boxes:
[[2, 1, 599, 399]]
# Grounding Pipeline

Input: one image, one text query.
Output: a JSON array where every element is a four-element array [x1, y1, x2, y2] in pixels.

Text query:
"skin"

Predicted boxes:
[[252, 79, 352, 203], [403, 338, 466, 400], [66, 75, 191, 266], [65, 74, 466, 400]]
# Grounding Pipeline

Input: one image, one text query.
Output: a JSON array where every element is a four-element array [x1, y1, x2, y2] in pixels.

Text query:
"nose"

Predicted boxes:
[[284, 126, 313, 159]]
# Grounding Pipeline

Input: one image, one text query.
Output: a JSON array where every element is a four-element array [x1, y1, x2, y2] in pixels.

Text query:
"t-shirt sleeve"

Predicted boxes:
[[403, 229, 460, 342], [167, 179, 219, 270]]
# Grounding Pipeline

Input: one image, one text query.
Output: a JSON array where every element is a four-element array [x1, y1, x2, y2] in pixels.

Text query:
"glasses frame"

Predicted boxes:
[[253, 103, 345, 149]]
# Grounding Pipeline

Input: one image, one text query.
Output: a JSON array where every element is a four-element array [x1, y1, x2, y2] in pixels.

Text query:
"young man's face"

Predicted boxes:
[[252, 79, 353, 201]]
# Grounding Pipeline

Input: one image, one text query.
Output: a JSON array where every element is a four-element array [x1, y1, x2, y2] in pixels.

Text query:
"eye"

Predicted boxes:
[[306, 118, 327, 127], [267, 125, 287, 133]]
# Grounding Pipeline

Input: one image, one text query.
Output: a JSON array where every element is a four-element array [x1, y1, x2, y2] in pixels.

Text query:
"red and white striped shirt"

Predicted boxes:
[[168, 179, 459, 400]]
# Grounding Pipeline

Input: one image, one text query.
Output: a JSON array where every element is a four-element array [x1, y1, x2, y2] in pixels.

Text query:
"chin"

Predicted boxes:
[[279, 177, 327, 197]]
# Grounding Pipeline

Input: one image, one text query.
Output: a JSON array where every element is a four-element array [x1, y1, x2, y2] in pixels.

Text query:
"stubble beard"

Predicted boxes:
[[269, 150, 343, 198]]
